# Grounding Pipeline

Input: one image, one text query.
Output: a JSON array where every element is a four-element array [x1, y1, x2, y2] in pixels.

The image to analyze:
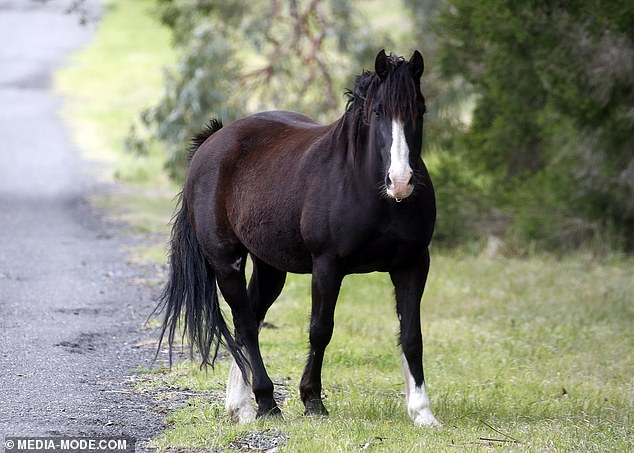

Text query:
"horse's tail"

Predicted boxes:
[[154, 190, 248, 376], [187, 118, 223, 161]]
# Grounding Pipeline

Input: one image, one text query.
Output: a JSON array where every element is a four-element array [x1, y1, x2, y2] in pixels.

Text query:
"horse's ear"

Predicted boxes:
[[375, 49, 389, 80], [409, 50, 425, 79]]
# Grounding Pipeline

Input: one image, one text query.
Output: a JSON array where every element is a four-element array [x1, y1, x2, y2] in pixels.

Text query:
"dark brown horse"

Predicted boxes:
[[156, 50, 440, 426]]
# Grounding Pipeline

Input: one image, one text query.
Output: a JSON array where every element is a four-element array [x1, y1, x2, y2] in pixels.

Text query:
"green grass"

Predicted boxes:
[[142, 254, 633, 452], [56, 1, 634, 451]]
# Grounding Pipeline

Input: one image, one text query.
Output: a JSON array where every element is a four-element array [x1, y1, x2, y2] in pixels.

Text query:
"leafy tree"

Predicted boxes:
[[430, 0, 634, 250]]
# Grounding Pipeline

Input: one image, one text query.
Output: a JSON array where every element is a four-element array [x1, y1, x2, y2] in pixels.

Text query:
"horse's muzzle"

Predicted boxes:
[[387, 171, 414, 201]]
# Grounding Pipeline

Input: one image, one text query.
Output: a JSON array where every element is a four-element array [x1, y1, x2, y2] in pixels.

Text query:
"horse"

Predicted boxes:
[[156, 49, 440, 427]]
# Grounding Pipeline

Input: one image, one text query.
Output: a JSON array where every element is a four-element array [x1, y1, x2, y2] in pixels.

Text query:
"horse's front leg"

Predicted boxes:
[[300, 258, 343, 416], [390, 249, 441, 427]]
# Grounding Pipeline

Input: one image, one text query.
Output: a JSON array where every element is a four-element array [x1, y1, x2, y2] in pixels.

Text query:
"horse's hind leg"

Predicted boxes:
[[225, 257, 286, 422], [248, 257, 287, 324], [225, 355, 255, 423], [215, 251, 281, 420]]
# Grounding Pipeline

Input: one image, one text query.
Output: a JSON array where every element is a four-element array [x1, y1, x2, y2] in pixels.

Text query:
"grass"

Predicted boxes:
[[56, 1, 634, 451], [143, 255, 633, 452]]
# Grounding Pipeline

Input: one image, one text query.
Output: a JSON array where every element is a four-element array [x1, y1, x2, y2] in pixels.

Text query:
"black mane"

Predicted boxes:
[[345, 54, 420, 125]]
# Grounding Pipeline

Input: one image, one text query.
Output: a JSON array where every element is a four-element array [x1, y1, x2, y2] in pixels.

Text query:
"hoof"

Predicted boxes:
[[413, 412, 442, 427], [227, 404, 257, 424], [256, 405, 283, 419], [304, 399, 329, 417]]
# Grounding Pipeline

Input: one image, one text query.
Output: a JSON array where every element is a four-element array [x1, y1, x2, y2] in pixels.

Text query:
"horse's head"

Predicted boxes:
[[368, 50, 425, 201]]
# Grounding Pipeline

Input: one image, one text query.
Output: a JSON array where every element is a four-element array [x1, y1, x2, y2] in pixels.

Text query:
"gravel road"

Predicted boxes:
[[0, 0, 165, 446]]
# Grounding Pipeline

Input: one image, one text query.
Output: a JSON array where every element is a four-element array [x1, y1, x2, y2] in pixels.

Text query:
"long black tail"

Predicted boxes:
[[155, 191, 248, 374]]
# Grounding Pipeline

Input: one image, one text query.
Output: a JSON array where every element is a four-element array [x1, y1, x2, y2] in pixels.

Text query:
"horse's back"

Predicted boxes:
[[247, 110, 321, 128], [231, 111, 324, 143], [192, 111, 326, 169]]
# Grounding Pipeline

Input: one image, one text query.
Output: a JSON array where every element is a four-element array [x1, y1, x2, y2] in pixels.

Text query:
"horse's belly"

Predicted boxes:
[[231, 212, 313, 274], [338, 228, 428, 274], [250, 235, 313, 274]]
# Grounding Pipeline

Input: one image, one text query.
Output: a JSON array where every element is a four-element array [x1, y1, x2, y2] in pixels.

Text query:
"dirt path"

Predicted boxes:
[[0, 0, 164, 444]]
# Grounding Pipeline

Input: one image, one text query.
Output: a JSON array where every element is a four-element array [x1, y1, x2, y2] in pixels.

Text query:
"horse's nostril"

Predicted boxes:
[[387, 171, 414, 190]]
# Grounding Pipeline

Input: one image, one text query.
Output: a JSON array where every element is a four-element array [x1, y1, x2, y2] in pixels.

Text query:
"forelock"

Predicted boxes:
[[347, 55, 421, 124]]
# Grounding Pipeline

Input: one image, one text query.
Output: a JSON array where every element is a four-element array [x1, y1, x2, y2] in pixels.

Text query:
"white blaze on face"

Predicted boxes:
[[387, 120, 414, 200], [401, 353, 441, 427]]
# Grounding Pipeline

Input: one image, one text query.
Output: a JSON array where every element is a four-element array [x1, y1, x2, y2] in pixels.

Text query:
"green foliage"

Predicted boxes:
[[432, 0, 634, 250], [140, 20, 244, 181], [426, 151, 492, 247]]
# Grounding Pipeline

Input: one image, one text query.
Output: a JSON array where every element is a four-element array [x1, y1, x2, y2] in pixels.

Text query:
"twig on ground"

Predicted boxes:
[[478, 437, 520, 444], [480, 419, 521, 444]]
